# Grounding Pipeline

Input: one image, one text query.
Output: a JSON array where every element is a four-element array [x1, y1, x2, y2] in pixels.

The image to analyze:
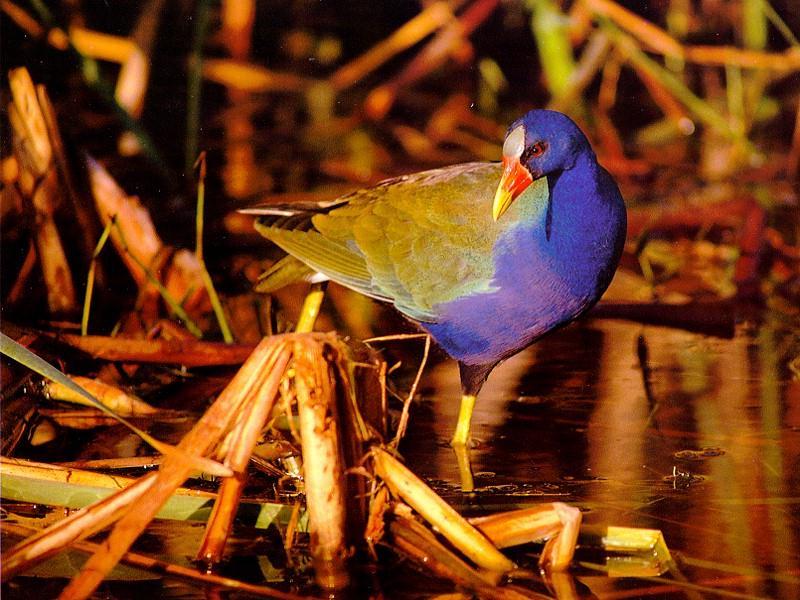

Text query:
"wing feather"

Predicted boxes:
[[253, 162, 549, 323]]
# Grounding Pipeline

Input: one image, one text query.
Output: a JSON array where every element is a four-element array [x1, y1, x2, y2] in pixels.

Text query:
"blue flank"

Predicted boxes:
[[426, 146, 626, 366]]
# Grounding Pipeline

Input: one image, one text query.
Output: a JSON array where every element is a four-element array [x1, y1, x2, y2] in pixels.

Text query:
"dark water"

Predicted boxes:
[[400, 315, 800, 598]]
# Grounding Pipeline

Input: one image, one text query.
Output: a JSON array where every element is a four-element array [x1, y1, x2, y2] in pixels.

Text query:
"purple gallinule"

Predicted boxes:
[[250, 110, 626, 487]]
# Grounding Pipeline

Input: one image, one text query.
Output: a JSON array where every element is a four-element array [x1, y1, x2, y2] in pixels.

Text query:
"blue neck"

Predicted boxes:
[[539, 153, 624, 293]]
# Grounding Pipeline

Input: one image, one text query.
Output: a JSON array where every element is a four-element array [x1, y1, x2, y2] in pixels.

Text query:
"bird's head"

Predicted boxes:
[[493, 110, 593, 220]]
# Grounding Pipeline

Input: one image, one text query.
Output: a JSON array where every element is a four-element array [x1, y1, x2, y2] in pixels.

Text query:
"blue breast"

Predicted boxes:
[[425, 155, 626, 366]]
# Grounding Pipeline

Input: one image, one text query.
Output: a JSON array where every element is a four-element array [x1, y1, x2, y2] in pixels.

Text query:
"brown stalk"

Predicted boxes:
[[196, 344, 291, 565], [43, 375, 158, 416], [202, 59, 312, 93], [9, 68, 77, 314], [38, 83, 99, 267], [58, 336, 292, 599], [6, 240, 37, 305], [365, 0, 501, 119], [293, 337, 349, 590], [372, 448, 513, 573], [683, 45, 800, 71], [329, 0, 463, 91], [389, 514, 545, 600], [1, 1, 45, 40], [2, 523, 315, 600], [85, 155, 164, 289], [471, 503, 582, 571], [585, 0, 800, 71], [582, 0, 684, 60], [220, 0, 255, 60], [55, 332, 256, 366], [788, 98, 800, 176]]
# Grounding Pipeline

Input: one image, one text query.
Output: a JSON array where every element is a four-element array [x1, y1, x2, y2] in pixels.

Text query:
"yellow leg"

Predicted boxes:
[[295, 283, 325, 333], [451, 394, 476, 447], [451, 394, 476, 492]]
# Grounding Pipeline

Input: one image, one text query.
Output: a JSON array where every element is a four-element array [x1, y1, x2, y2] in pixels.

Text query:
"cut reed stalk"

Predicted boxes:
[[294, 337, 350, 590], [372, 447, 513, 573]]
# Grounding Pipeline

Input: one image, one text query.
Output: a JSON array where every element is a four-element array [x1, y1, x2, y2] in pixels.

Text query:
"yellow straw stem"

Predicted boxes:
[[372, 447, 513, 573]]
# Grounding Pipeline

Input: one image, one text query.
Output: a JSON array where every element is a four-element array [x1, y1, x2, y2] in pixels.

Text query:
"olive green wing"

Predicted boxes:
[[256, 162, 548, 322]]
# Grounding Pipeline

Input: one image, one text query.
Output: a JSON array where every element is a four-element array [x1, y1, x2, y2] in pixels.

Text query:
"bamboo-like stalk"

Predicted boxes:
[[469, 504, 563, 548], [372, 448, 513, 573], [583, 0, 684, 59], [196, 340, 289, 564], [294, 337, 349, 590], [58, 336, 292, 600], [2, 335, 295, 584], [365, 0, 501, 119], [43, 375, 158, 416], [8, 67, 77, 314], [38, 83, 99, 266], [389, 515, 541, 600]]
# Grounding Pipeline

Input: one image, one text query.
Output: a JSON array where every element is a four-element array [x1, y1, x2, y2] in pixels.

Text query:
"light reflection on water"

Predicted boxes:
[[402, 317, 800, 598]]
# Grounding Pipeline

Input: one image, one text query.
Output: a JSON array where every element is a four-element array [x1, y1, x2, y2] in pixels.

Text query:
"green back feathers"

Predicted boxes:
[[255, 163, 549, 321]]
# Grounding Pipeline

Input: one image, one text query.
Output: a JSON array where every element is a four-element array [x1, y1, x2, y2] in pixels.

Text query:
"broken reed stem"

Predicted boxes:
[[55, 332, 255, 366], [81, 217, 115, 335], [469, 505, 562, 548], [470, 503, 582, 571], [58, 336, 292, 600], [9, 68, 78, 314], [389, 515, 540, 600], [372, 448, 513, 573], [294, 338, 349, 590], [2, 523, 314, 600], [194, 151, 234, 343], [196, 341, 290, 565]]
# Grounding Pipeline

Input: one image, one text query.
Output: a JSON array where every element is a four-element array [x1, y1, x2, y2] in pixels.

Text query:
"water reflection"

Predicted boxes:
[[403, 317, 800, 598]]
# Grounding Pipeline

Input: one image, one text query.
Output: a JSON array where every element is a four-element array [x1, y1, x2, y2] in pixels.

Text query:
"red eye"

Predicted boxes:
[[522, 141, 547, 162]]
